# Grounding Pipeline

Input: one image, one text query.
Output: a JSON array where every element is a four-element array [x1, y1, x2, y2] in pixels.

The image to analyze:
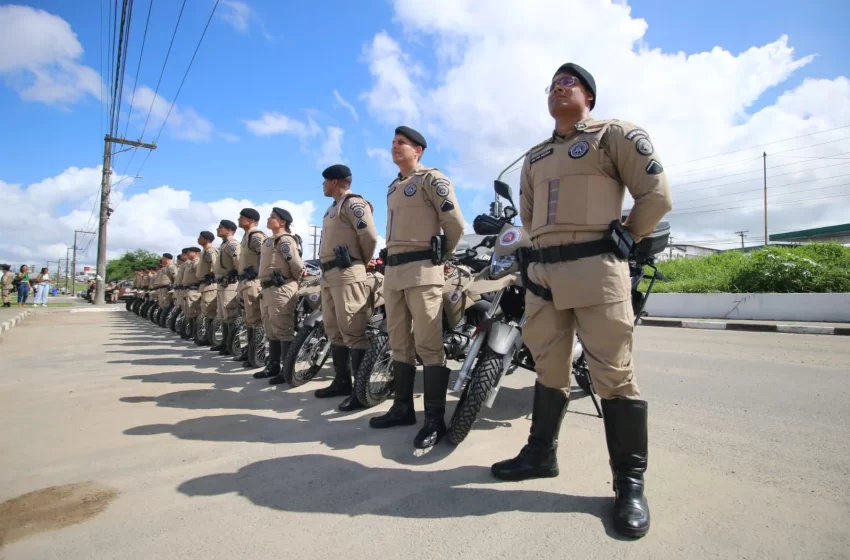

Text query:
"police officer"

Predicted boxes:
[[159, 253, 178, 319], [236, 208, 267, 366], [197, 231, 219, 345], [182, 247, 203, 339], [2, 264, 14, 307], [211, 220, 241, 354], [490, 63, 672, 539], [254, 208, 304, 380], [369, 126, 465, 449], [311, 164, 378, 409], [173, 249, 190, 333]]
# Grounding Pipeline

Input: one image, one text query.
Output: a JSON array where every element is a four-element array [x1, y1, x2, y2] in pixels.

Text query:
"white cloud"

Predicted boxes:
[[367, 147, 397, 178], [218, 0, 253, 32], [360, 31, 422, 126], [0, 5, 101, 106], [219, 132, 240, 142], [333, 90, 360, 122], [360, 0, 850, 246], [244, 112, 346, 168], [0, 166, 318, 267], [128, 86, 213, 142]]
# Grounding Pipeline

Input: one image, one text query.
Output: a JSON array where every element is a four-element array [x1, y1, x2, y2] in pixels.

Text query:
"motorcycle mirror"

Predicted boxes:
[[494, 180, 514, 205], [503, 206, 518, 219], [483, 236, 496, 249]]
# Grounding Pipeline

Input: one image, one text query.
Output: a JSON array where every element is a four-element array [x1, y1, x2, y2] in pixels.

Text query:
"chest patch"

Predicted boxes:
[[530, 147, 553, 165], [569, 141, 589, 159], [404, 184, 417, 197]]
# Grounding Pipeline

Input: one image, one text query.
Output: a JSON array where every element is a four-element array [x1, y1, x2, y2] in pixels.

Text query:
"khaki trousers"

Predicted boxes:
[[385, 284, 444, 366], [260, 283, 298, 341], [322, 281, 370, 350], [216, 284, 239, 323], [239, 279, 263, 328]]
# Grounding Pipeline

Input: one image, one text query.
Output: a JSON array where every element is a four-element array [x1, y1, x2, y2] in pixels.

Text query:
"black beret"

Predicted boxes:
[[240, 208, 260, 221], [162, 253, 173, 260], [272, 207, 293, 224], [187, 247, 201, 253], [395, 126, 427, 148], [322, 164, 352, 180], [552, 63, 596, 110], [181, 248, 190, 254], [219, 219, 237, 231], [200, 231, 215, 241]]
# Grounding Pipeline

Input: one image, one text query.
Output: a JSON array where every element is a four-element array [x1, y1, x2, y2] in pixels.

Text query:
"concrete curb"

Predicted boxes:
[[641, 318, 850, 336], [0, 310, 34, 338]]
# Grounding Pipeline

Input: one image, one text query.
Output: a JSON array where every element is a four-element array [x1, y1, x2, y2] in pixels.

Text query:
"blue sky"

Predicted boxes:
[[1, 0, 849, 263]]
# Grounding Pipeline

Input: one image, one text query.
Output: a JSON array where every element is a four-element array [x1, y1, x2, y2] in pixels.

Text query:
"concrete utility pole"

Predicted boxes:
[[763, 152, 768, 247], [72, 229, 96, 297], [735, 230, 749, 249], [94, 135, 156, 305], [65, 248, 71, 292]]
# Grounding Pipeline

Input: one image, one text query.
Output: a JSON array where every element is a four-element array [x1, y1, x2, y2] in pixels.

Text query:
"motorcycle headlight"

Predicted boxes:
[[489, 254, 515, 278]]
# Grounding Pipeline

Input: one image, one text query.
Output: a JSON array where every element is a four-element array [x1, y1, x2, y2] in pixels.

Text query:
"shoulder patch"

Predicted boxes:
[[281, 241, 291, 254], [203, 251, 213, 263], [357, 219, 368, 230], [625, 129, 649, 141], [569, 141, 589, 159], [352, 206, 365, 218], [635, 137, 654, 156], [646, 160, 664, 175], [265, 238, 273, 247], [440, 199, 455, 212], [530, 147, 554, 164]]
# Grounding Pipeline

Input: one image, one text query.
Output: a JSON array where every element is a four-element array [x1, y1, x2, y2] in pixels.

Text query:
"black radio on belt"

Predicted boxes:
[[271, 270, 286, 287], [334, 245, 353, 268], [242, 266, 258, 280], [607, 220, 635, 260], [204, 273, 216, 284], [430, 234, 447, 264]]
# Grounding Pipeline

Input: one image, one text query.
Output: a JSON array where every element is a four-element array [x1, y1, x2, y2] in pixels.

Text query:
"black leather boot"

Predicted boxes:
[[217, 323, 231, 354], [338, 347, 366, 411], [413, 365, 450, 448], [602, 398, 650, 539], [268, 341, 292, 385], [491, 382, 569, 481], [254, 337, 281, 378], [369, 361, 417, 429], [315, 345, 351, 398], [235, 327, 252, 363]]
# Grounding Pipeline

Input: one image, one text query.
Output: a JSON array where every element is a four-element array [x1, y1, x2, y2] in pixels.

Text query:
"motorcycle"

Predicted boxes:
[[446, 179, 670, 445], [352, 247, 491, 409]]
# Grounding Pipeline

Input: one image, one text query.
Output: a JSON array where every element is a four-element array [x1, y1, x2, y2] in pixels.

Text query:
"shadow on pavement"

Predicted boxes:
[[176, 454, 623, 538]]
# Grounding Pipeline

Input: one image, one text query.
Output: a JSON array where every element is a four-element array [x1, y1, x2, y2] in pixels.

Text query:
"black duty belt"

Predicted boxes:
[[385, 250, 432, 267], [260, 278, 275, 289], [320, 259, 360, 272], [184, 284, 200, 290], [521, 239, 617, 264]]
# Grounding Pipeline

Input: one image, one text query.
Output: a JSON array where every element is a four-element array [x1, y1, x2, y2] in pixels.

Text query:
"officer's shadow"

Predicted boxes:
[[176, 453, 623, 538]]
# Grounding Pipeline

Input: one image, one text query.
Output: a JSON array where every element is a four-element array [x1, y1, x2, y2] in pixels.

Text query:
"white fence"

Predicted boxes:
[[644, 293, 850, 323]]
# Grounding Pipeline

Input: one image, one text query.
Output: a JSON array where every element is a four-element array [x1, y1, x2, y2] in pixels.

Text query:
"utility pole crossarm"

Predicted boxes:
[[105, 135, 157, 150]]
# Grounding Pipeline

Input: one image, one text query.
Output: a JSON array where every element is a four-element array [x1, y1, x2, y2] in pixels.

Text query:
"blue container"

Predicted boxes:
[[52, 288, 58, 296]]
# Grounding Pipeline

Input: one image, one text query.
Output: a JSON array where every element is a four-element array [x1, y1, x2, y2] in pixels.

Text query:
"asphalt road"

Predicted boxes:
[[1, 309, 848, 559]]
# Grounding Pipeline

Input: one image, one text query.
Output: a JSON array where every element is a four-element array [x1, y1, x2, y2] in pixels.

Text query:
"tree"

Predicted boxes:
[[106, 249, 161, 281]]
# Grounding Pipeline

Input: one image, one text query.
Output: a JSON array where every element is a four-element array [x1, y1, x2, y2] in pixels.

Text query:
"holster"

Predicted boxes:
[[430, 234, 447, 265]]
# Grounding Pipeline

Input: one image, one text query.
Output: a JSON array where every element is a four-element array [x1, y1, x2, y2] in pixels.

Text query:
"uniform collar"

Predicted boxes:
[[396, 163, 423, 181], [551, 117, 595, 142]]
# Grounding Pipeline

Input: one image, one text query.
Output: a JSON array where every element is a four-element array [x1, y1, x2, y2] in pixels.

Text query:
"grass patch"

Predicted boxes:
[[640, 243, 850, 293]]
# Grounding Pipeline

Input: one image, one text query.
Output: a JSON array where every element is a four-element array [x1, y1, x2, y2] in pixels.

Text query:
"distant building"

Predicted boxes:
[[769, 223, 850, 245], [657, 244, 720, 261]]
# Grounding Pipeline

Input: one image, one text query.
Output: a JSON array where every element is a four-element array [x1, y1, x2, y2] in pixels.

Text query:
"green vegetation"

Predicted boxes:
[[106, 249, 161, 281], [640, 243, 850, 294]]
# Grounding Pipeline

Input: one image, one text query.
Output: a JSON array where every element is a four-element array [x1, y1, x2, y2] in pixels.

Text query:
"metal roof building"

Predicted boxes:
[[769, 223, 850, 245]]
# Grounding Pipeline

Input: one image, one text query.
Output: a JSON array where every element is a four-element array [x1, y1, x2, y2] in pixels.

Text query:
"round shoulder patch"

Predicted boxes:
[[435, 184, 450, 197], [353, 206, 365, 218], [404, 184, 417, 197], [449, 290, 462, 304], [569, 141, 590, 159], [499, 227, 523, 246], [636, 137, 654, 156]]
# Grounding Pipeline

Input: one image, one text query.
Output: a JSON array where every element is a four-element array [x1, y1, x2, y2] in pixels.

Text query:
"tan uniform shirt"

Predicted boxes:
[[183, 258, 201, 285], [198, 245, 218, 292], [215, 236, 240, 275], [259, 232, 304, 283], [164, 263, 177, 284], [174, 262, 186, 287], [384, 164, 465, 290], [520, 117, 672, 307], [238, 227, 266, 274], [320, 192, 379, 287]]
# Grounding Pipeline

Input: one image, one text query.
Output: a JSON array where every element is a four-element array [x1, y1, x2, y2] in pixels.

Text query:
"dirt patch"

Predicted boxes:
[[0, 481, 119, 546]]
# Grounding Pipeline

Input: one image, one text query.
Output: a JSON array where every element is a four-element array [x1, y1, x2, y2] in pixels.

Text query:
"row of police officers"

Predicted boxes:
[[128, 62, 671, 540]]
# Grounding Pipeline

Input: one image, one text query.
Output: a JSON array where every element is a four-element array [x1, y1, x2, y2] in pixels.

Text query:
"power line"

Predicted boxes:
[[138, 0, 188, 140], [666, 190, 850, 217], [674, 170, 850, 207], [670, 181, 850, 214]]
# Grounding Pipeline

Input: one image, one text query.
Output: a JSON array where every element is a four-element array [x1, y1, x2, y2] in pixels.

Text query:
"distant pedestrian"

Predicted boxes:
[[16, 265, 31, 307], [1, 264, 12, 307], [33, 267, 50, 307]]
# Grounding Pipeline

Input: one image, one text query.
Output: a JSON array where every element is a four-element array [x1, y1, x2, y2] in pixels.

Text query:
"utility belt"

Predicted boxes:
[[238, 266, 258, 281], [518, 221, 634, 302], [183, 283, 200, 290], [385, 235, 447, 267], [260, 270, 289, 289], [202, 273, 216, 285], [321, 245, 359, 272], [216, 270, 239, 287]]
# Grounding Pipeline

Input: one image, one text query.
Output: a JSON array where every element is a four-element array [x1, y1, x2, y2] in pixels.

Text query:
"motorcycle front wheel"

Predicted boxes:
[[353, 331, 394, 408], [281, 322, 330, 386], [229, 317, 246, 358], [249, 326, 267, 368], [209, 317, 224, 347], [194, 316, 209, 346], [447, 347, 504, 445]]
